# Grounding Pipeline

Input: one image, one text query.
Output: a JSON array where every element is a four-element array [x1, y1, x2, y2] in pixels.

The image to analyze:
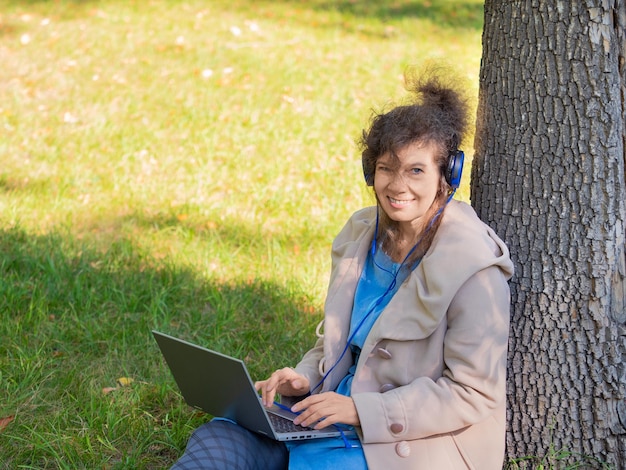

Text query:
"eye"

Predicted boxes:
[[409, 167, 423, 175]]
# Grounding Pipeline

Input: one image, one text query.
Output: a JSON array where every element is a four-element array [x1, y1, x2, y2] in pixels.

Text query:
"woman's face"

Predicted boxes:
[[374, 141, 441, 236]]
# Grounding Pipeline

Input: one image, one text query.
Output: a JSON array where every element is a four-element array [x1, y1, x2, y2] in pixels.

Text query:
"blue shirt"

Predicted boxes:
[[336, 244, 412, 397], [288, 244, 416, 469]]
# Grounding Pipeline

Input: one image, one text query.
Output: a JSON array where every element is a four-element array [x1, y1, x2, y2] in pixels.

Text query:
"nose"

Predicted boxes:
[[386, 171, 409, 191]]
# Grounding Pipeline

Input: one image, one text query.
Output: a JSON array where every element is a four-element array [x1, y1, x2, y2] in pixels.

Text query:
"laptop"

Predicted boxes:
[[152, 330, 356, 441]]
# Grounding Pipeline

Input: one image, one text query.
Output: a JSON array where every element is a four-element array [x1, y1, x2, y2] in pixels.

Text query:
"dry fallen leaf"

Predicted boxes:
[[104, 376, 145, 394], [0, 415, 15, 432], [116, 377, 134, 387]]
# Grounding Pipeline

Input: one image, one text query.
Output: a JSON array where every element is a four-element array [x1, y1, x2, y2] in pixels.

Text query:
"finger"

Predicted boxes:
[[291, 393, 323, 413], [275, 370, 307, 395], [289, 379, 302, 391], [257, 373, 283, 406], [292, 399, 329, 427], [261, 377, 282, 407], [265, 369, 296, 403], [263, 388, 277, 407], [292, 394, 356, 428], [259, 369, 310, 407], [296, 409, 334, 429]]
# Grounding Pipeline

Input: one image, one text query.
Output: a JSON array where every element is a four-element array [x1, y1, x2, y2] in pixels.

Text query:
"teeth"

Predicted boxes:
[[389, 197, 411, 205]]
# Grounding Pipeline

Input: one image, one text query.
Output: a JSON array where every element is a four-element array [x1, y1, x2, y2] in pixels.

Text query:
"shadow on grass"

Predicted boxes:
[[1, 0, 484, 30], [308, 0, 483, 28], [0, 225, 321, 468], [0, 224, 320, 375]]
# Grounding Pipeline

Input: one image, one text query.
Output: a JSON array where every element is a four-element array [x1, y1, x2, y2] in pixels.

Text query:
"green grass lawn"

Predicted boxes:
[[0, 1, 483, 467]]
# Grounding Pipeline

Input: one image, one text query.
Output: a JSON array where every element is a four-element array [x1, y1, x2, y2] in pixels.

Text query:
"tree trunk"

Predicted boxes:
[[472, 0, 626, 467]]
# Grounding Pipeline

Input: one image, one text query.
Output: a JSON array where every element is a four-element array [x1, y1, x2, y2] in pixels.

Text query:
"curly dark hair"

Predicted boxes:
[[359, 65, 470, 264]]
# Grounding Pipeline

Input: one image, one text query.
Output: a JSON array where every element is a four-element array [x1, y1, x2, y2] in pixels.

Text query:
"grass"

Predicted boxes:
[[0, 0, 487, 467], [505, 438, 616, 470]]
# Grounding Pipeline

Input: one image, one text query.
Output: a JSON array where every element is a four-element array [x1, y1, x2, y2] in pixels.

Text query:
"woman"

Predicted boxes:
[[172, 68, 514, 470]]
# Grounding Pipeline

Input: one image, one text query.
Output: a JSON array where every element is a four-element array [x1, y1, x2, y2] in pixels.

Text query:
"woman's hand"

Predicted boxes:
[[255, 368, 310, 407], [291, 392, 360, 429]]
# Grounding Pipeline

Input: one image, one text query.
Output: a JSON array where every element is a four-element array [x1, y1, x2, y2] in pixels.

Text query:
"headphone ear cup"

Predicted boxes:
[[446, 150, 464, 189]]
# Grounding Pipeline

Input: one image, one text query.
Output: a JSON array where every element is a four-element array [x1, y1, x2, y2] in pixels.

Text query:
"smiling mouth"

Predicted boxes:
[[388, 197, 413, 206]]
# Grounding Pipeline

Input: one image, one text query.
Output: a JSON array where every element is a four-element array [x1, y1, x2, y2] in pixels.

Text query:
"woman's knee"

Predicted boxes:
[[172, 420, 288, 470]]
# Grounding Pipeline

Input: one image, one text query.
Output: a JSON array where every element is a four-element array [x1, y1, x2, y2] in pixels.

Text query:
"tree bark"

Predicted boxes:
[[472, 0, 626, 467]]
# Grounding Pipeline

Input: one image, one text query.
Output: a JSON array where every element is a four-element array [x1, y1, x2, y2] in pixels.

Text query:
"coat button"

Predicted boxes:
[[395, 441, 411, 458], [376, 347, 392, 359], [379, 383, 396, 393], [390, 423, 404, 434]]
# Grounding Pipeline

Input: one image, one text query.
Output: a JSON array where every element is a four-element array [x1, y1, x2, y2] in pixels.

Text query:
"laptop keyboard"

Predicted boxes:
[[268, 412, 312, 433]]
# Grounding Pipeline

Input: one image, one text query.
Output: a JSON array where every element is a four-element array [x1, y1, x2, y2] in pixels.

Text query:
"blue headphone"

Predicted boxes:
[[446, 150, 464, 190], [363, 149, 465, 190]]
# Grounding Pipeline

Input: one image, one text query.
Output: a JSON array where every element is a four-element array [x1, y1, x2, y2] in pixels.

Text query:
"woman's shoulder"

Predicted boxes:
[[441, 199, 485, 227], [425, 200, 514, 279], [328, 207, 377, 263], [347, 206, 377, 225], [333, 206, 377, 243], [438, 200, 505, 249]]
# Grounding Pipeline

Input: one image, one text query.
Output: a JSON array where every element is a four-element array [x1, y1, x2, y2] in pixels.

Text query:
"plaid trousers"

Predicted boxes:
[[171, 419, 288, 470]]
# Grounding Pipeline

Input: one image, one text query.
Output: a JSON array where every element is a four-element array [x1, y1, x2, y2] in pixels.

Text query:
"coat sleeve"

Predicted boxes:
[[352, 265, 511, 443]]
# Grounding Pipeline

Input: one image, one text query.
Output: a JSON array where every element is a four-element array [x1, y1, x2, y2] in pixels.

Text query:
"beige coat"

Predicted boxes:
[[293, 201, 514, 469]]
